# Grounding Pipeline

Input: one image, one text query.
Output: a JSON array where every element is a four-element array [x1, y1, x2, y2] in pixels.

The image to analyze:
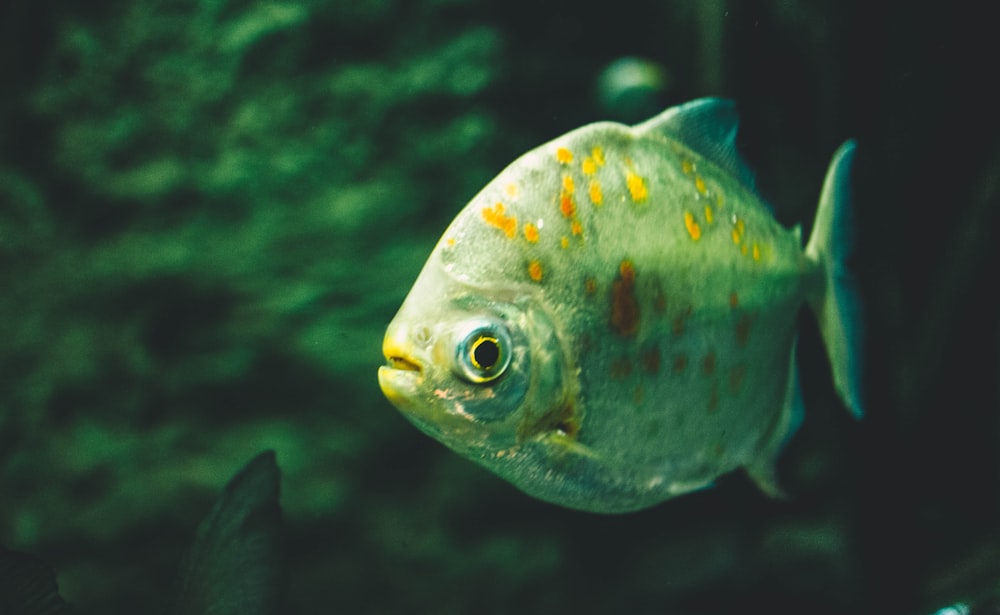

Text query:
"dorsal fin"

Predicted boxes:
[[634, 98, 756, 191]]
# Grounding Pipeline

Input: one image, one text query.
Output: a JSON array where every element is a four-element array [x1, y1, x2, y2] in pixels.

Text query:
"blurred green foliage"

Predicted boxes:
[[0, 0, 516, 608], [1, 0, 999, 613]]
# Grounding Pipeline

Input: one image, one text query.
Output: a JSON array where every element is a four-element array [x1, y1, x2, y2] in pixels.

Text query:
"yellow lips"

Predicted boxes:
[[378, 333, 423, 408]]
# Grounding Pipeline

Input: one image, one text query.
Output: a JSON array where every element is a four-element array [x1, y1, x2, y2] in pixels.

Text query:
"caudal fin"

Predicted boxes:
[[805, 141, 864, 419]]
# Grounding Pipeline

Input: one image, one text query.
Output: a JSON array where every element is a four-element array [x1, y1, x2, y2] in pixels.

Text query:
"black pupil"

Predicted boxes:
[[473, 337, 500, 369]]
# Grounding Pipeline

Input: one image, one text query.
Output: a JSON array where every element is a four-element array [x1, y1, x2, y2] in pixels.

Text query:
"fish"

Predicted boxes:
[[378, 98, 864, 513], [0, 451, 284, 615], [595, 56, 671, 123]]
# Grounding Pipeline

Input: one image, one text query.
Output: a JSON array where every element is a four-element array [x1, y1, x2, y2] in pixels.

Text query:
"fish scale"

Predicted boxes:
[[379, 98, 863, 513]]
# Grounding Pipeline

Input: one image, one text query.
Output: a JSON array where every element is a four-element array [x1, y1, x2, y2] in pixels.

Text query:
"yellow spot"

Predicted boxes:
[[684, 211, 702, 241], [571, 220, 583, 236], [681, 160, 694, 175], [524, 223, 539, 242], [592, 147, 605, 166], [731, 218, 745, 244], [741, 243, 748, 256], [752, 242, 761, 261], [446, 237, 456, 247], [482, 202, 517, 238], [695, 175, 707, 195], [560, 193, 576, 218], [560, 236, 569, 249], [556, 147, 573, 164], [582, 157, 597, 175], [562, 175, 575, 193], [504, 183, 519, 199], [589, 180, 603, 205], [704, 205, 714, 224], [528, 260, 543, 281], [626, 171, 648, 203]]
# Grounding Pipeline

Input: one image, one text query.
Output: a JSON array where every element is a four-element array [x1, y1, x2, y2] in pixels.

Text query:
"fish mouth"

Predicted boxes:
[[385, 355, 422, 373], [378, 334, 424, 407], [381, 334, 423, 375]]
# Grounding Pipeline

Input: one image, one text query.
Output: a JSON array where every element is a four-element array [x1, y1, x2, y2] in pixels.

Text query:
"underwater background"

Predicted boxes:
[[1, 0, 998, 613]]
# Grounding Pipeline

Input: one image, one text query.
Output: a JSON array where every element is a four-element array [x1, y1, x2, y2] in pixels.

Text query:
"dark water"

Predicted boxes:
[[1, 0, 997, 613]]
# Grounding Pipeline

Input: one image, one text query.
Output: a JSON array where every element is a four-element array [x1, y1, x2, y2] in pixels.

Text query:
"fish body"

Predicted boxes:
[[379, 98, 863, 513]]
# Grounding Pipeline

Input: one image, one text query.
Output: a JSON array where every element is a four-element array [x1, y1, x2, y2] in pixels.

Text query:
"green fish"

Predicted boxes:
[[378, 98, 863, 513]]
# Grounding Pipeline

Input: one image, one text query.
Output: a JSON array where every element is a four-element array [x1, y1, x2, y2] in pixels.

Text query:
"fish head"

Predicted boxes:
[[378, 245, 579, 473]]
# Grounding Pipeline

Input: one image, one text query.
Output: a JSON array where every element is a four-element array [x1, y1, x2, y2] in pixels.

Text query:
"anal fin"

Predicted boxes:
[[745, 338, 804, 499]]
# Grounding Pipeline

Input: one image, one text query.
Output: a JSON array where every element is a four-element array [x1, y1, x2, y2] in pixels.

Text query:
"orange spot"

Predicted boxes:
[[626, 171, 648, 202], [504, 183, 519, 199], [704, 205, 714, 224], [582, 157, 597, 175], [584, 277, 597, 295], [619, 259, 635, 281], [653, 288, 667, 314], [592, 147, 605, 166], [681, 160, 694, 175], [588, 180, 603, 205], [641, 346, 660, 374], [695, 175, 707, 195], [633, 385, 645, 406], [571, 220, 583, 236], [482, 202, 517, 238], [673, 355, 688, 373], [528, 260, 543, 282], [560, 193, 576, 218], [741, 243, 748, 256], [673, 305, 692, 336], [611, 356, 633, 379], [556, 147, 573, 164], [735, 313, 753, 347], [708, 384, 719, 413], [729, 292, 739, 308], [732, 218, 745, 244], [729, 365, 747, 392], [562, 175, 575, 193], [684, 211, 701, 240], [610, 259, 639, 337], [702, 352, 717, 375], [524, 223, 539, 242]]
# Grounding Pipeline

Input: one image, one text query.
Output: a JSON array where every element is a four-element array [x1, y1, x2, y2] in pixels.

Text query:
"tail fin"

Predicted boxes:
[[805, 141, 864, 419]]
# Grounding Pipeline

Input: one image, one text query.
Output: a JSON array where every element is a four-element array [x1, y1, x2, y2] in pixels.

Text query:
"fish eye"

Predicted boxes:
[[454, 320, 513, 383]]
